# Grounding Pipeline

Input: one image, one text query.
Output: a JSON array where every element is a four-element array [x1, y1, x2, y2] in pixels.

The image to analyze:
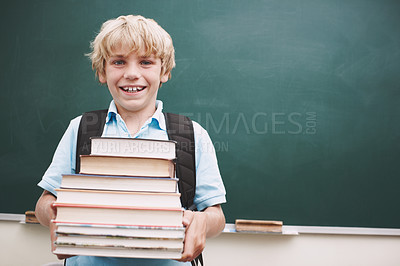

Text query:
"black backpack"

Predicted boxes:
[[75, 109, 203, 266]]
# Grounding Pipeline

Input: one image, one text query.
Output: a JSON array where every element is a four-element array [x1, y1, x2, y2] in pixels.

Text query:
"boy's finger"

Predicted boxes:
[[179, 243, 195, 262], [179, 220, 196, 261], [182, 210, 194, 226]]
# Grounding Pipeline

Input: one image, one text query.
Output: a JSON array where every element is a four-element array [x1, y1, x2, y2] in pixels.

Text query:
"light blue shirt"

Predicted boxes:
[[38, 100, 226, 266]]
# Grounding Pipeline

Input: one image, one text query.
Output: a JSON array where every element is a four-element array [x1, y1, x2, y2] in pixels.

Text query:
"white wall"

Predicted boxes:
[[1, 221, 400, 266], [204, 232, 400, 266], [0, 221, 57, 266]]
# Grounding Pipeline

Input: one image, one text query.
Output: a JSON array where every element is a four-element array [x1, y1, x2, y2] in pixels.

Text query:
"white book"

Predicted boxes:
[[55, 222, 185, 239], [55, 189, 181, 208], [60, 174, 178, 193], [91, 137, 176, 160], [54, 245, 182, 259], [53, 203, 183, 227], [56, 234, 183, 249]]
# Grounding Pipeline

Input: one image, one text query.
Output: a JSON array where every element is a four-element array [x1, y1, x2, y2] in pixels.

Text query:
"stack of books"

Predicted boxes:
[[52, 137, 184, 259]]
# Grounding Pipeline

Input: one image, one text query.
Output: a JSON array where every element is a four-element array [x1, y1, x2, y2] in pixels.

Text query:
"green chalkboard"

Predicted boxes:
[[1, 0, 399, 228]]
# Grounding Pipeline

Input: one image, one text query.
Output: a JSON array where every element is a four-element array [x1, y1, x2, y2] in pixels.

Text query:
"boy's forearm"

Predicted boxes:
[[35, 190, 57, 227], [204, 205, 225, 238]]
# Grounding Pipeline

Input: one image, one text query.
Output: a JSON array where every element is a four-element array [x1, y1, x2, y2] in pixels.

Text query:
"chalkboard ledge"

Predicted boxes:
[[0, 213, 25, 222], [223, 224, 400, 236], [2, 214, 400, 236]]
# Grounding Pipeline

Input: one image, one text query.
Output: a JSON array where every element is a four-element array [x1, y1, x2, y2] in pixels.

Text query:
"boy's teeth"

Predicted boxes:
[[122, 87, 145, 92]]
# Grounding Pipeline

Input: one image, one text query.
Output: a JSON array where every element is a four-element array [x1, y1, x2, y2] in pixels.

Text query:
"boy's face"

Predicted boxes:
[[99, 46, 169, 117]]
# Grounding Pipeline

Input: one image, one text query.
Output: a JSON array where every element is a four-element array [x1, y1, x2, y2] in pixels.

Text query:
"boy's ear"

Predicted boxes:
[[160, 72, 169, 84], [98, 72, 107, 84]]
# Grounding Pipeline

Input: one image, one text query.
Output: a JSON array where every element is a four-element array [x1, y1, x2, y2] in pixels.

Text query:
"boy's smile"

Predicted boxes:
[[120, 86, 146, 93], [99, 46, 169, 119]]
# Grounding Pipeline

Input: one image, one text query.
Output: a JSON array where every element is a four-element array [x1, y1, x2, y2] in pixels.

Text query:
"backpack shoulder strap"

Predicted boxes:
[[163, 112, 196, 210], [164, 112, 203, 266], [75, 109, 108, 173]]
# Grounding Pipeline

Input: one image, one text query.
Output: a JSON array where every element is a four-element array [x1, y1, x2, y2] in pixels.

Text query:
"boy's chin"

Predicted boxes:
[[115, 101, 153, 115]]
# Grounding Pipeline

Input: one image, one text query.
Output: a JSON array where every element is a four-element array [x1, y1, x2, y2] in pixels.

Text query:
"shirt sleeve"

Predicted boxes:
[[192, 121, 226, 211], [37, 116, 82, 196]]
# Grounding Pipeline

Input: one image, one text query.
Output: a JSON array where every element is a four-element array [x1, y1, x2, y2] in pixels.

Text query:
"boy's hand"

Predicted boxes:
[[36, 190, 74, 260], [176, 205, 225, 263], [49, 205, 73, 260], [177, 210, 207, 262]]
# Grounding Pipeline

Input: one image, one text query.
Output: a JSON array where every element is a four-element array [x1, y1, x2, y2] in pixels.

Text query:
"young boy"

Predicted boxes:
[[35, 15, 226, 265]]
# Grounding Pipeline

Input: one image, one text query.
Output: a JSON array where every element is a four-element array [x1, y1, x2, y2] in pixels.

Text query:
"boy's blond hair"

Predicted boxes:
[[88, 15, 175, 80]]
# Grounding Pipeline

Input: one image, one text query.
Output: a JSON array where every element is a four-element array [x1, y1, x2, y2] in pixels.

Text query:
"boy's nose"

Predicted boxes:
[[123, 65, 141, 80]]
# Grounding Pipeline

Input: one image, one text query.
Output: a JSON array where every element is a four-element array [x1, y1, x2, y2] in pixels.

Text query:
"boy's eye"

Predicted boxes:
[[140, 60, 152, 66], [113, 60, 125, 65]]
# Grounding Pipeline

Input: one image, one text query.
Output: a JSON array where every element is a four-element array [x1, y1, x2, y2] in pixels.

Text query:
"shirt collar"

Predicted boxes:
[[153, 100, 166, 131], [105, 100, 118, 123], [106, 100, 166, 131]]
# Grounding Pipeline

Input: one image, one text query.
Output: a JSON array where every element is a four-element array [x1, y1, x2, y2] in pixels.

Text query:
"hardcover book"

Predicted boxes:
[[60, 174, 178, 193], [53, 203, 183, 227], [55, 189, 181, 208], [55, 222, 185, 239], [91, 137, 176, 160], [79, 155, 175, 177], [55, 234, 183, 249], [54, 245, 183, 259]]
